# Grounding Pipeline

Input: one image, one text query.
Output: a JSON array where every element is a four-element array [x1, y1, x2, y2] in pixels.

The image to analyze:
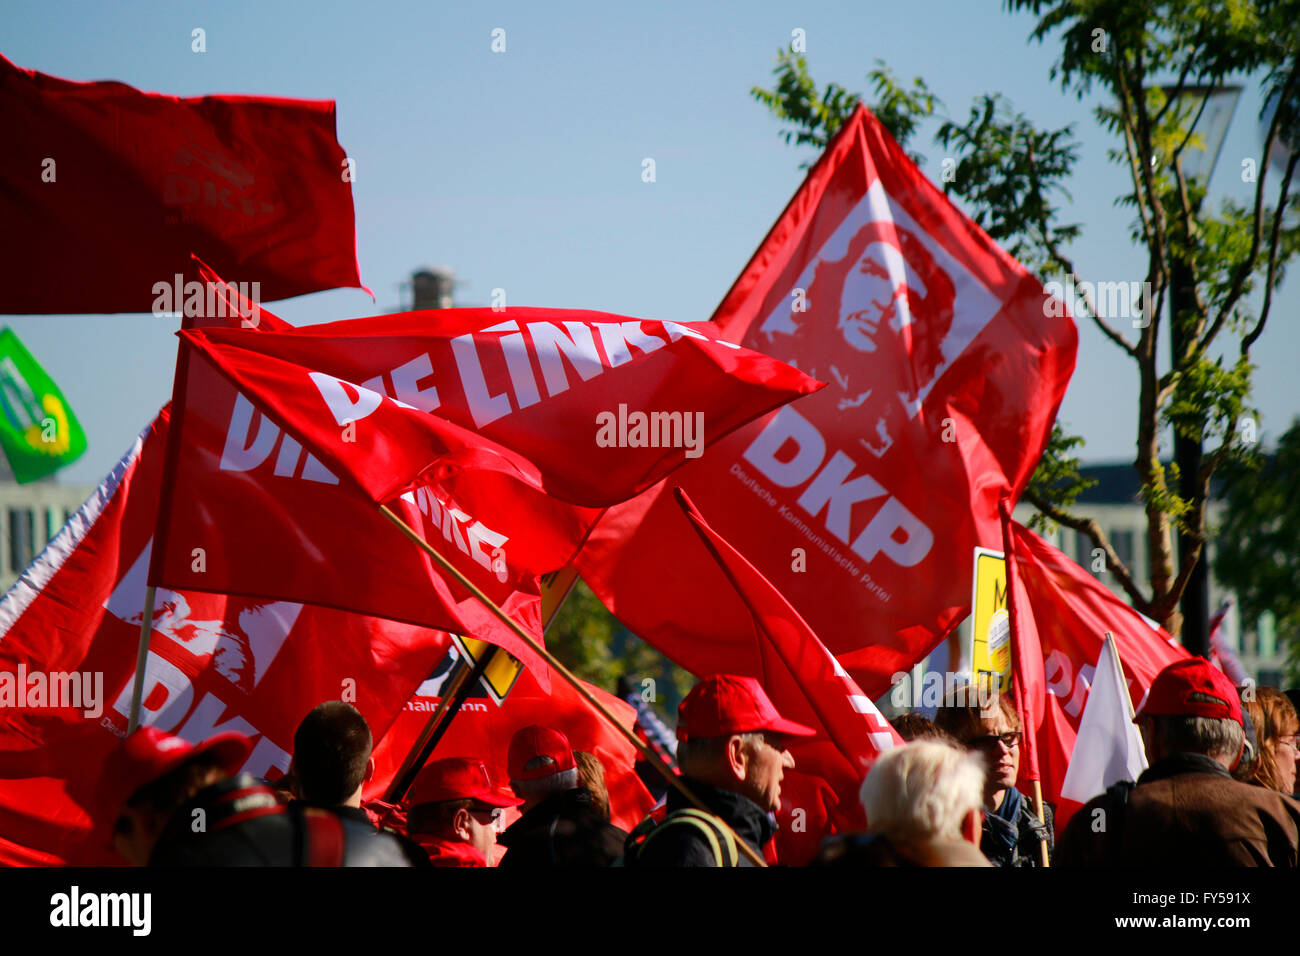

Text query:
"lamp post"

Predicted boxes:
[[1160, 83, 1240, 657]]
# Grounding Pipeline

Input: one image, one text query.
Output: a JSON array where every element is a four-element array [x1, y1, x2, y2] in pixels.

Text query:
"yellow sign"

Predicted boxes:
[[970, 547, 1011, 694], [451, 566, 582, 704], [451, 634, 523, 704]]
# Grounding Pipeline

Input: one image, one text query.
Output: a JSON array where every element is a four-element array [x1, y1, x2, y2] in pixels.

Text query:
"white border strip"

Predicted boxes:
[[0, 412, 159, 638]]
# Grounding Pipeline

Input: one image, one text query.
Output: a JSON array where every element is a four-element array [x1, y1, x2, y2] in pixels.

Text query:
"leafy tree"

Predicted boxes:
[[546, 579, 692, 707], [751, 1, 1300, 639], [1214, 418, 1300, 680]]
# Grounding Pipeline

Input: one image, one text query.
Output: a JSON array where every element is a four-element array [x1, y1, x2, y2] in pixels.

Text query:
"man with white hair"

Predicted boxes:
[[815, 740, 991, 866], [1057, 658, 1300, 867]]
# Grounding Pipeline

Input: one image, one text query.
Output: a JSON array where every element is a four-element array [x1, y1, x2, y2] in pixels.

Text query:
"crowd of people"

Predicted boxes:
[[99, 661, 1300, 867]]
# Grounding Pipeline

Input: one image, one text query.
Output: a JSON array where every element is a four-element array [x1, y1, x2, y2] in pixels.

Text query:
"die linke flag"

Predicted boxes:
[[177, 309, 824, 507], [0, 53, 367, 314], [153, 268, 561, 685], [1008, 520, 1187, 826], [574, 104, 1078, 698], [0, 409, 452, 865], [674, 488, 901, 859]]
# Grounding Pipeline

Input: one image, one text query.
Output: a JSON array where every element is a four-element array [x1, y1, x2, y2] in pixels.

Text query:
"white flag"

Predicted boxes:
[[1060, 633, 1148, 804]]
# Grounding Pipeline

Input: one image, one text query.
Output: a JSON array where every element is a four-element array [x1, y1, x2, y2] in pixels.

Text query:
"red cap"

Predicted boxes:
[[1135, 658, 1243, 725], [676, 675, 817, 742], [98, 727, 252, 825], [409, 757, 523, 808], [508, 725, 576, 782]]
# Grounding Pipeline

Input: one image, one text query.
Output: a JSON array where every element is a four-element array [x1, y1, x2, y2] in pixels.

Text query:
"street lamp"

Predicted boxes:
[[1159, 82, 1241, 657]]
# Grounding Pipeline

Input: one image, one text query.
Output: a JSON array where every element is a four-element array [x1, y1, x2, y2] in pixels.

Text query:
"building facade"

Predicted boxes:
[[0, 480, 96, 594]]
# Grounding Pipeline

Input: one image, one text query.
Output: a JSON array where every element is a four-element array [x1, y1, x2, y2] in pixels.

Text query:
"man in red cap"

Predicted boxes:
[[624, 674, 815, 867], [496, 724, 627, 867], [101, 726, 412, 866], [1056, 658, 1300, 866], [405, 757, 522, 866]]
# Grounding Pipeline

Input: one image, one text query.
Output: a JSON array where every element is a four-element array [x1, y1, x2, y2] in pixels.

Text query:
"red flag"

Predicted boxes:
[[0, 410, 451, 865], [574, 104, 1077, 698], [0, 54, 367, 314], [368, 656, 655, 837], [1208, 601, 1248, 685], [154, 278, 563, 684], [178, 309, 824, 507], [1008, 521, 1188, 817], [673, 488, 902, 861], [1000, 497, 1044, 782]]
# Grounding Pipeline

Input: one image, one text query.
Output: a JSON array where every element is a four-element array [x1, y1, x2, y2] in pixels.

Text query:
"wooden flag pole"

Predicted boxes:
[[384, 649, 495, 803], [381, 564, 583, 804], [125, 584, 158, 733], [1033, 779, 1050, 867], [997, 497, 1050, 868], [378, 504, 767, 866], [382, 656, 471, 802]]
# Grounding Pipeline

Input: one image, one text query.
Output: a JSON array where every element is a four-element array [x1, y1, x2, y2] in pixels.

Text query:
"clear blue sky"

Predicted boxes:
[[4, 0, 1296, 485]]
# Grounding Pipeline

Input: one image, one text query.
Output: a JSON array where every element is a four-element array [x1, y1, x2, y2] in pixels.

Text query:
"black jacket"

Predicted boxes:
[[627, 777, 775, 867], [980, 786, 1053, 868], [148, 774, 412, 867], [497, 787, 626, 868]]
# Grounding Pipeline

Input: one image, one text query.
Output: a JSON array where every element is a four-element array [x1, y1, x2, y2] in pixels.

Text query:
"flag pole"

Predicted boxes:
[[131, 261, 218, 734], [383, 650, 490, 803], [998, 496, 1050, 868], [380, 564, 582, 803], [378, 504, 768, 866], [125, 585, 158, 733]]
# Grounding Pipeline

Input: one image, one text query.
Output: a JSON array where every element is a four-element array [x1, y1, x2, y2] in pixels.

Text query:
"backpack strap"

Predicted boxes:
[[636, 809, 739, 867], [300, 807, 346, 867], [206, 783, 284, 834]]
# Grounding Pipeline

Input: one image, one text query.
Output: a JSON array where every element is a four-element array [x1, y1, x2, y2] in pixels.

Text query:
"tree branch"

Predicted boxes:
[[1024, 129, 1139, 357], [1151, 28, 1207, 129], [1242, 147, 1299, 354], [1123, 44, 1172, 293], [1023, 489, 1151, 610]]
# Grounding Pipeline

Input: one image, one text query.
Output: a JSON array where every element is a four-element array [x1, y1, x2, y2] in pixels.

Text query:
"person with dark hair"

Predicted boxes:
[[934, 691, 1053, 867], [290, 701, 424, 865], [101, 727, 411, 866], [891, 712, 957, 744], [405, 757, 522, 866], [292, 700, 373, 807], [1057, 659, 1300, 866], [497, 725, 627, 867]]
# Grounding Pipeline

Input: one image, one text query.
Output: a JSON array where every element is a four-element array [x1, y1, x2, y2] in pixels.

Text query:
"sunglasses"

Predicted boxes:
[[969, 731, 1022, 750], [467, 805, 504, 823]]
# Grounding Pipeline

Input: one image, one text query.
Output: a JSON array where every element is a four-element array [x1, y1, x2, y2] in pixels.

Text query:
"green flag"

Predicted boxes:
[[0, 328, 86, 483]]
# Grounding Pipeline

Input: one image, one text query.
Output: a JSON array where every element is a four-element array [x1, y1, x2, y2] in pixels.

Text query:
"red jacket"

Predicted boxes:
[[414, 835, 489, 867]]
